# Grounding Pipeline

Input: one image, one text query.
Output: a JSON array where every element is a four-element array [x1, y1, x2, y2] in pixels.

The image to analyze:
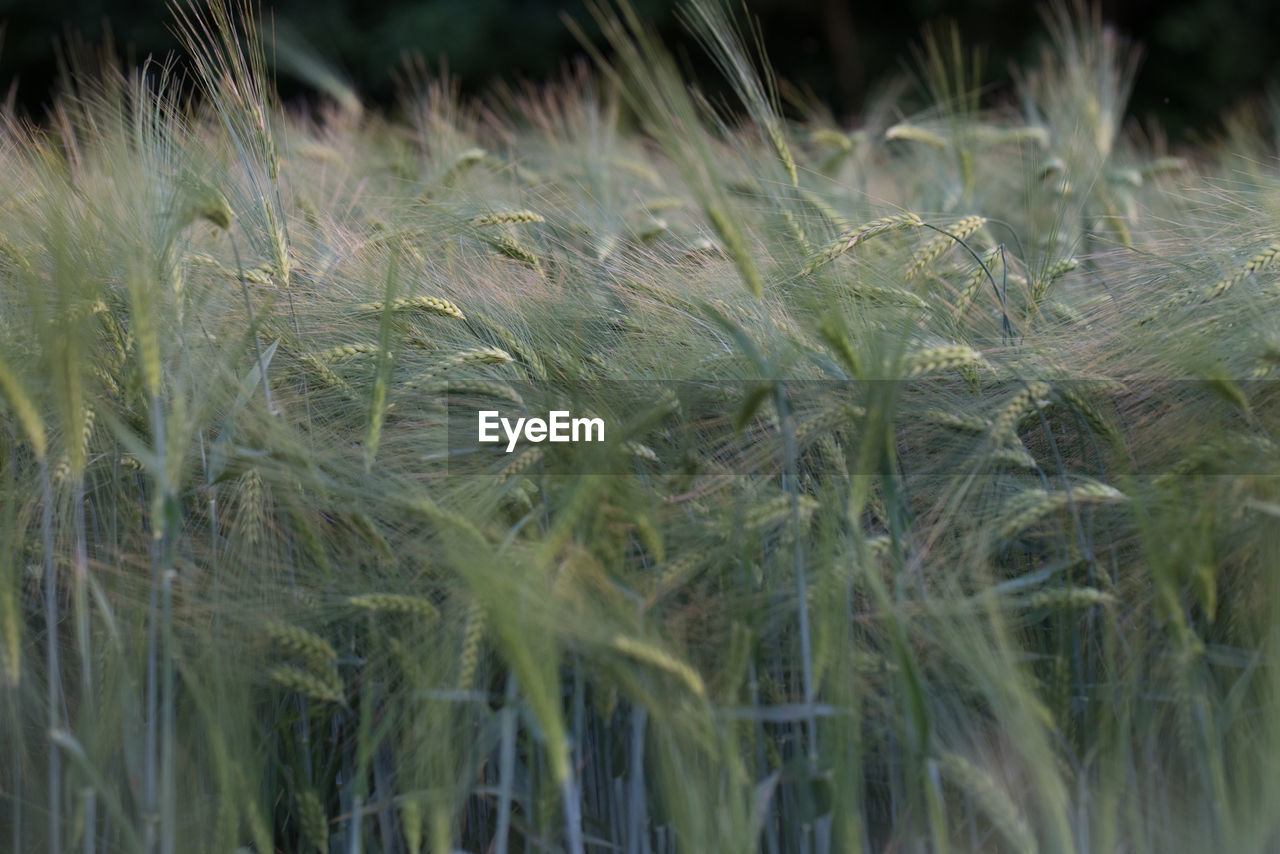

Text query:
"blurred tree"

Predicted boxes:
[[0, 0, 1276, 136]]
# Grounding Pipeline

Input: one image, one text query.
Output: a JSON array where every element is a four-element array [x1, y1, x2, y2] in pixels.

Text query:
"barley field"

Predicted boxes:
[[2, 2, 1279, 852]]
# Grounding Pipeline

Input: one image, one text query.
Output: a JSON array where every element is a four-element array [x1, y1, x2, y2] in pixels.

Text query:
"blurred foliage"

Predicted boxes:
[[0, 0, 1278, 138]]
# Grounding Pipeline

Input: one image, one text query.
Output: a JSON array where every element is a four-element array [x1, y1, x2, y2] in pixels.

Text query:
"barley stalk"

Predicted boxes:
[[938, 752, 1038, 854], [457, 600, 486, 691], [809, 128, 854, 152], [488, 235, 544, 272], [471, 210, 545, 226], [500, 447, 544, 481], [1020, 586, 1114, 610], [744, 494, 819, 532], [955, 246, 1004, 314], [801, 213, 923, 275], [440, 147, 488, 186], [0, 582, 17, 687], [924, 409, 991, 433], [318, 343, 384, 361], [264, 621, 337, 669], [766, 121, 798, 186], [420, 346, 514, 379], [356, 296, 465, 319], [885, 123, 948, 147], [1000, 481, 1126, 538], [1204, 241, 1280, 300], [990, 381, 1053, 442], [268, 665, 343, 704], [295, 788, 329, 854], [610, 635, 707, 699], [1032, 257, 1079, 302], [300, 355, 356, 395], [902, 344, 985, 377], [0, 354, 47, 459], [644, 550, 710, 606], [905, 215, 986, 280], [348, 593, 441, 621]]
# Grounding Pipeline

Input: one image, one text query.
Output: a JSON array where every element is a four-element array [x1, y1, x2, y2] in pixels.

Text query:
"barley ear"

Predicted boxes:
[[0, 353, 46, 459]]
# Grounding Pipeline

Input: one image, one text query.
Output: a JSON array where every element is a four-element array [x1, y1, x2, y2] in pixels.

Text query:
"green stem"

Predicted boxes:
[[41, 458, 61, 854]]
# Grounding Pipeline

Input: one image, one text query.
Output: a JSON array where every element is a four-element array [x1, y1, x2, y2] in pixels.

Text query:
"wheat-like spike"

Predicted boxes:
[[646, 550, 709, 605], [420, 347, 514, 380], [348, 593, 441, 621], [703, 203, 765, 297], [400, 798, 424, 854], [903, 344, 985, 377], [990, 381, 1053, 442], [810, 128, 855, 151], [264, 621, 337, 668], [240, 266, 276, 286], [985, 445, 1038, 470], [457, 600, 486, 691], [129, 292, 162, 398], [268, 665, 343, 703], [865, 534, 893, 557], [1020, 586, 1114, 610], [319, 343, 383, 361], [776, 206, 807, 248], [100, 310, 132, 365], [955, 246, 1004, 314], [0, 582, 18, 687], [239, 470, 265, 549], [792, 405, 863, 449], [186, 251, 223, 269], [610, 635, 707, 698], [1205, 241, 1280, 300], [848, 284, 930, 310], [973, 125, 1051, 147], [938, 752, 1039, 854], [80, 406, 96, 458], [300, 355, 356, 396], [801, 213, 923, 275], [744, 494, 820, 532], [905, 215, 986, 280], [500, 446, 544, 481], [1052, 385, 1123, 447], [625, 442, 660, 462], [1032, 257, 1079, 302], [357, 296, 465, 319], [470, 209, 545, 226], [609, 155, 663, 185], [479, 321, 546, 380], [766, 122, 798, 186], [241, 770, 274, 854], [295, 788, 329, 854], [488, 235, 544, 272], [55, 297, 110, 326], [439, 147, 488, 186], [0, 352, 51, 457], [923, 410, 991, 433], [885, 123, 948, 147], [89, 364, 121, 397], [1000, 481, 1126, 538]]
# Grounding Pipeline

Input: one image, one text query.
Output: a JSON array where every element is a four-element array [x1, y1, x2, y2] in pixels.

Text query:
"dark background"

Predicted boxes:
[[0, 0, 1275, 138]]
